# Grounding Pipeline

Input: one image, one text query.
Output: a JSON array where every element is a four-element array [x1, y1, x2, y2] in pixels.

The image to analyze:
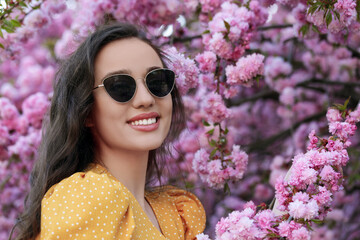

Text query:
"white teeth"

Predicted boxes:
[[130, 118, 157, 126]]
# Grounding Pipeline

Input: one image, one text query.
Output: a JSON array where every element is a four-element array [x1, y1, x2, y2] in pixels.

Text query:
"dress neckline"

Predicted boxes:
[[84, 162, 167, 239]]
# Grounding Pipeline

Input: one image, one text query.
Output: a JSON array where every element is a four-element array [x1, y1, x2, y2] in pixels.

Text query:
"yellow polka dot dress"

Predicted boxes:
[[35, 163, 206, 240]]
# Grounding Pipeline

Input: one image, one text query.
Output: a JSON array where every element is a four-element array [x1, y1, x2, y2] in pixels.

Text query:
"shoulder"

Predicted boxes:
[[39, 167, 131, 239], [42, 167, 128, 206], [147, 186, 206, 238]]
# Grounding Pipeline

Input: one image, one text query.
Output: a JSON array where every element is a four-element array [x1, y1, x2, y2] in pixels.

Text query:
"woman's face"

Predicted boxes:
[[89, 38, 173, 154]]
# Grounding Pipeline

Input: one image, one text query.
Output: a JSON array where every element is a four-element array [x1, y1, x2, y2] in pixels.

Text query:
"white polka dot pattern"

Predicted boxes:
[[35, 163, 206, 240]]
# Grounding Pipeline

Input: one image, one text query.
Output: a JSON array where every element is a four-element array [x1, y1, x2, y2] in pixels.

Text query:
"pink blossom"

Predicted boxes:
[[255, 209, 275, 229], [196, 233, 211, 240], [293, 192, 310, 203], [280, 87, 296, 105], [334, 0, 357, 18], [225, 53, 265, 87], [327, 108, 343, 123], [164, 47, 199, 95], [208, 33, 233, 60], [195, 51, 217, 73], [289, 199, 307, 219], [291, 227, 311, 240], [199, 0, 222, 12], [22, 93, 50, 129], [192, 148, 209, 175], [278, 221, 292, 237], [201, 92, 231, 123], [319, 165, 340, 182], [23, 9, 50, 29]]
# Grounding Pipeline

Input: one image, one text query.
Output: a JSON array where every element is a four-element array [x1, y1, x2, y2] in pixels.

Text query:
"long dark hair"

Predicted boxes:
[[10, 22, 185, 240]]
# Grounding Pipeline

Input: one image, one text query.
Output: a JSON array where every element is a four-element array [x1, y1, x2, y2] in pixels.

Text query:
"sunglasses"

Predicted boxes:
[[93, 68, 175, 103]]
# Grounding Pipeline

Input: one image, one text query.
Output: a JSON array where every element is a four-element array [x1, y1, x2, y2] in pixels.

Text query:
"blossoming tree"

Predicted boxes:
[[1, 0, 359, 239]]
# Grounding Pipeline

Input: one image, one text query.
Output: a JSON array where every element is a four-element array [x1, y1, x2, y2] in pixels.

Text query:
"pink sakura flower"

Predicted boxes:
[[22, 92, 50, 129], [164, 47, 199, 95], [192, 148, 209, 175], [279, 87, 296, 106], [255, 209, 275, 229], [334, 0, 357, 18], [199, 0, 222, 13], [319, 165, 340, 183], [225, 53, 265, 87], [313, 186, 332, 206], [23, 9, 50, 29], [195, 233, 211, 240], [307, 130, 318, 150], [291, 227, 311, 240], [278, 221, 292, 238], [208, 33, 233, 60], [201, 92, 231, 123], [195, 51, 217, 73], [326, 108, 343, 123], [227, 145, 248, 179], [292, 192, 310, 203]]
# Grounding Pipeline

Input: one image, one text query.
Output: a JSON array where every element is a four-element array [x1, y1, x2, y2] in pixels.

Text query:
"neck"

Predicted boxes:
[[96, 147, 149, 207]]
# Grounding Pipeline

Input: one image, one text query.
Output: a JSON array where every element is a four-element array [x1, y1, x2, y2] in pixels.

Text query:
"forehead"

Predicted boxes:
[[94, 38, 163, 80]]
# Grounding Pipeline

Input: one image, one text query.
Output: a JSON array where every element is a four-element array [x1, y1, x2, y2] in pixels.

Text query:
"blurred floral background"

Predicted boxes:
[[0, 0, 359, 239]]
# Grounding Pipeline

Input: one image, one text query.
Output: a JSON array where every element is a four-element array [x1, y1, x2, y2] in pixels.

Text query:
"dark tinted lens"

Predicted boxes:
[[146, 69, 175, 97], [103, 75, 136, 102]]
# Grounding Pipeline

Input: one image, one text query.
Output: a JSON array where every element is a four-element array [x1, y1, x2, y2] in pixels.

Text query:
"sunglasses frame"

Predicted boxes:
[[93, 68, 176, 103]]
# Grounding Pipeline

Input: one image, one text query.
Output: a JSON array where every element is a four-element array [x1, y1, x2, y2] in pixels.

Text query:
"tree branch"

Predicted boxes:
[[245, 109, 327, 153], [228, 90, 279, 106], [346, 46, 360, 58], [297, 79, 360, 87], [160, 34, 202, 46], [257, 24, 293, 31]]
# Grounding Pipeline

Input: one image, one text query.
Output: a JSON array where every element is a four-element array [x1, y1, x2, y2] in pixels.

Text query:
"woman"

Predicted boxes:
[[11, 23, 206, 240]]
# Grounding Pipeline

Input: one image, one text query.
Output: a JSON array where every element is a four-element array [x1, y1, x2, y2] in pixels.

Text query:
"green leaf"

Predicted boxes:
[[202, 120, 210, 126], [19, 1, 27, 7], [325, 12, 332, 27], [210, 148, 217, 158], [299, 24, 309, 37], [223, 182, 231, 195], [10, 19, 21, 27], [312, 24, 320, 33], [202, 30, 210, 34], [333, 10, 341, 21], [209, 139, 217, 147], [343, 96, 351, 108], [223, 127, 229, 135], [0, 43, 4, 49], [0, 29, 3, 38], [223, 20, 231, 32], [311, 219, 323, 224], [307, 4, 319, 15], [206, 128, 214, 135], [1, 24, 14, 33]]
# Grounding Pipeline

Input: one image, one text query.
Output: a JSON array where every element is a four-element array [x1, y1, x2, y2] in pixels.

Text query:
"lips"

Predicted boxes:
[[127, 112, 160, 123]]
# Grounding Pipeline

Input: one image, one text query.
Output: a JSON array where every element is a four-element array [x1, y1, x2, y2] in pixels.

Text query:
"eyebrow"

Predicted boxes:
[[101, 66, 162, 81]]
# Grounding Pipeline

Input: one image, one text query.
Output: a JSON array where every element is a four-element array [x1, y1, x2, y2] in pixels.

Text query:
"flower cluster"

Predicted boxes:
[[225, 53, 265, 88], [197, 103, 360, 239], [164, 46, 200, 95], [202, 1, 268, 61], [193, 145, 248, 189]]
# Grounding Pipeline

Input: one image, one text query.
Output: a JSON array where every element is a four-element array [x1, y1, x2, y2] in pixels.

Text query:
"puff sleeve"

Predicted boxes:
[[37, 171, 134, 240], [167, 187, 206, 240]]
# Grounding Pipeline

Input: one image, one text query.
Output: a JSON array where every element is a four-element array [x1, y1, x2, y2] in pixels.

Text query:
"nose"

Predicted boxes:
[[131, 79, 155, 109]]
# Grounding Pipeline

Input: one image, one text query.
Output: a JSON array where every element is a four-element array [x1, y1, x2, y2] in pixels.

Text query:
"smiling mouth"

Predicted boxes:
[[129, 117, 159, 126]]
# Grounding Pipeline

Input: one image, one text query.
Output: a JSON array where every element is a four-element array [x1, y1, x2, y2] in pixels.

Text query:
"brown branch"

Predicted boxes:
[[228, 90, 279, 106], [346, 46, 360, 58], [245, 109, 327, 153], [160, 34, 202, 46], [257, 24, 293, 31], [297, 79, 360, 87]]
